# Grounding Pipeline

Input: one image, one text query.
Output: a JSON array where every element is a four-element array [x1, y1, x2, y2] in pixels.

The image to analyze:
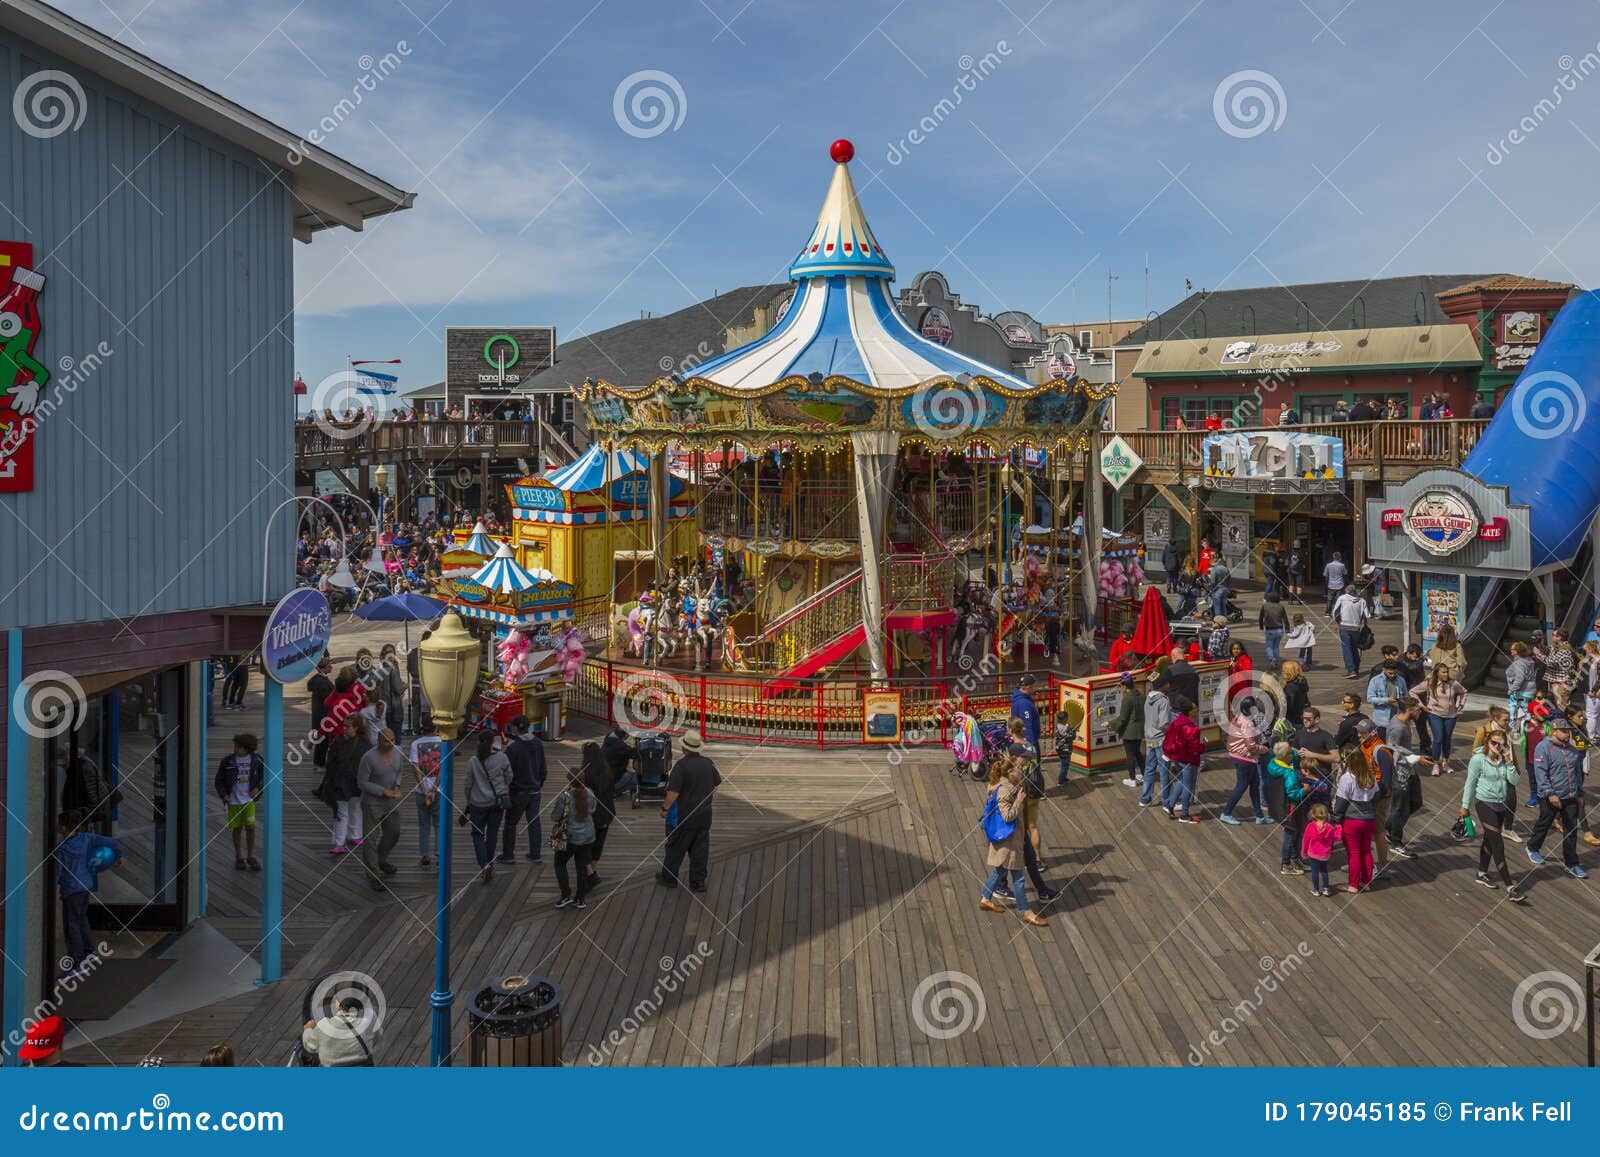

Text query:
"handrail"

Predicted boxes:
[[757, 567, 863, 641]]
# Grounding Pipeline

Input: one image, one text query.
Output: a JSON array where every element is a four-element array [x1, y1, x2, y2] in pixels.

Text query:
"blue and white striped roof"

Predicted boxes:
[[472, 543, 555, 592], [456, 604, 572, 627], [544, 442, 650, 492], [688, 141, 1042, 394], [461, 520, 497, 556], [514, 503, 695, 526]]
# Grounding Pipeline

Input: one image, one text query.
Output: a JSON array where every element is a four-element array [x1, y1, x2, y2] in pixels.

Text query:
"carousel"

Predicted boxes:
[[567, 139, 1116, 744]]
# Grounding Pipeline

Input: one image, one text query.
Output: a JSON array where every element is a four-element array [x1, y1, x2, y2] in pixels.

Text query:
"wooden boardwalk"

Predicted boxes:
[[72, 613, 1600, 1067]]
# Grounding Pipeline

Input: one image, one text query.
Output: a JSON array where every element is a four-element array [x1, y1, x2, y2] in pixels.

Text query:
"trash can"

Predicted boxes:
[[542, 695, 562, 741], [466, 973, 565, 1066]]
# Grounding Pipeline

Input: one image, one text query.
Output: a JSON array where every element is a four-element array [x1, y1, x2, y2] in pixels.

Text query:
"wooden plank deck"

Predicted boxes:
[[72, 619, 1600, 1067]]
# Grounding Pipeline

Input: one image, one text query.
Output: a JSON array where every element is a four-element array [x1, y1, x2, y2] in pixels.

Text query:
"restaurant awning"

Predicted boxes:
[[1131, 324, 1483, 379]]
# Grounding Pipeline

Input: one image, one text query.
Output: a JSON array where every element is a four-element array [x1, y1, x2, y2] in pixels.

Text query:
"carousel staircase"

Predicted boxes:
[[748, 568, 867, 696]]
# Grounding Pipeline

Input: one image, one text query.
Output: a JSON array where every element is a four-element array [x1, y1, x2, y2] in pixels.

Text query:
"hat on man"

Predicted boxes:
[[1119, 671, 1134, 683], [18, 1015, 66, 1062], [1550, 717, 1573, 733], [1018, 673, 1036, 687], [680, 732, 704, 752]]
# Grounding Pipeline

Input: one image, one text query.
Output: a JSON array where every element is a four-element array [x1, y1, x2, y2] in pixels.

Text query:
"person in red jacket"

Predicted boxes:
[[1160, 695, 1207, 822]]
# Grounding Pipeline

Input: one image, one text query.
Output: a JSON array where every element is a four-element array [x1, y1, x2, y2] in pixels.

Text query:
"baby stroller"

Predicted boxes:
[[948, 711, 984, 779], [631, 732, 673, 808]]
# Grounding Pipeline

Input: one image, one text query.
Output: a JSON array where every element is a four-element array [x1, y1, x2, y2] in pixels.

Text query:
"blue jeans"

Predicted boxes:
[[415, 796, 439, 859], [1338, 628, 1361, 674], [1264, 628, 1284, 665], [1141, 746, 1169, 804], [500, 790, 542, 859], [1429, 715, 1458, 764], [1298, 646, 1314, 665], [981, 865, 1029, 912], [1211, 587, 1230, 617], [1163, 761, 1199, 816], [467, 804, 504, 869], [1222, 758, 1263, 817], [1307, 859, 1329, 891]]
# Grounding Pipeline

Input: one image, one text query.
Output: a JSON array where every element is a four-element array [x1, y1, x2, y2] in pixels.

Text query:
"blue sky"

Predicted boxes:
[[63, 0, 1600, 394]]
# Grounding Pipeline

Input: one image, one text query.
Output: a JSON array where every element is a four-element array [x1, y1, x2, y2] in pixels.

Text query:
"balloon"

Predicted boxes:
[[88, 844, 117, 874]]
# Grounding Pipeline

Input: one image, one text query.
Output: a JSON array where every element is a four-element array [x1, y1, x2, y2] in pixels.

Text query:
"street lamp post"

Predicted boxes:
[[416, 612, 482, 1066]]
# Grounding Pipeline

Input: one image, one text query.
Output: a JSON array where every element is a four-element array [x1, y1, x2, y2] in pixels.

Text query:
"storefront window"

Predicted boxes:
[[1159, 397, 1238, 429]]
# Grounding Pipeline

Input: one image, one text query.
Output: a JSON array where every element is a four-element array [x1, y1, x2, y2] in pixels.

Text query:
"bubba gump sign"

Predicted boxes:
[[1381, 486, 1507, 557]]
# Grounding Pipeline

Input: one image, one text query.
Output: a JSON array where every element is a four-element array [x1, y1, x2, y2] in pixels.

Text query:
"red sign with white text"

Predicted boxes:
[[0, 240, 41, 492]]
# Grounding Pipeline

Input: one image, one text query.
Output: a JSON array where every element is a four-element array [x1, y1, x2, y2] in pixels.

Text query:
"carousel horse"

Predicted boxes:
[[688, 594, 723, 671], [651, 600, 684, 664]]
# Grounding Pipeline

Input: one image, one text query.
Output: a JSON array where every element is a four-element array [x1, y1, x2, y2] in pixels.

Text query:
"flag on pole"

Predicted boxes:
[[354, 369, 399, 395], [351, 358, 402, 366]]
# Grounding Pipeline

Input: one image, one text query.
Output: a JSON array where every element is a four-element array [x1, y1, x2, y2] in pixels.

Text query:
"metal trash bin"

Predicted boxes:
[[466, 973, 565, 1066]]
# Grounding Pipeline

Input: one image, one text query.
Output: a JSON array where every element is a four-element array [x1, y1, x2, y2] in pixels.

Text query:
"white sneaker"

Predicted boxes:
[[1121, 778, 1138, 788]]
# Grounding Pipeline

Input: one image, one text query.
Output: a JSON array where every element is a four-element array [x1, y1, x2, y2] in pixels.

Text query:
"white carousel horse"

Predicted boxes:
[[689, 595, 724, 671]]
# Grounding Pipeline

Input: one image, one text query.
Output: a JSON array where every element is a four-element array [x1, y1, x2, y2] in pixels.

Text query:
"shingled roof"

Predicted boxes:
[[518, 283, 791, 392], [1434, 275, 1574, 297], [1115, 274, 1498, 348]]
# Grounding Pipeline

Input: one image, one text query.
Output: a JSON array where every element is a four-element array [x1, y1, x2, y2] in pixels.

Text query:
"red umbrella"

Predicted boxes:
[[1128, 585, 1174, 662]]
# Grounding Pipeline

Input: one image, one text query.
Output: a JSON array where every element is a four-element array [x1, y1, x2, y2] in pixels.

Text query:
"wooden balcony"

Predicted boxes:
[[1112, 418, 1489, 485], [294, 419, 540, 471]]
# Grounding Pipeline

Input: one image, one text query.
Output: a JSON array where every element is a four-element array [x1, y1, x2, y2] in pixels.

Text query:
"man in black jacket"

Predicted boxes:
[[499, 715, 547, 863], [657, 733, 721, 892], [600, 725, 638, 797], [1165, 648, 1200, 706]]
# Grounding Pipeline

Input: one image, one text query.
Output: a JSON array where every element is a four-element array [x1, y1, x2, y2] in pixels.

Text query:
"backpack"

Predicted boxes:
[[981, 790, 1018, 843]]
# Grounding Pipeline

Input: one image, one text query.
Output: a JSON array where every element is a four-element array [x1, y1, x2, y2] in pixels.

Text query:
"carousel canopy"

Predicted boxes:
[[685, 140, 1044, 394], [461, 520, 497, 557], [544, 441, 650, 492], [473, 543, 555, 592]]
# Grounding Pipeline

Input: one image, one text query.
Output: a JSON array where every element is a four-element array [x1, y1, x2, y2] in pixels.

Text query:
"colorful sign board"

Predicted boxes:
[[1201, 431, 1344, 494], [1420, 572, 1464, 646], [0, 240, 43, 493], [1098, 434, 1143, 491], [919, 308, 953, 345], [261, 588, 333, 684], [861, 689, 903, 744], [1381, 485, 1506, 556]]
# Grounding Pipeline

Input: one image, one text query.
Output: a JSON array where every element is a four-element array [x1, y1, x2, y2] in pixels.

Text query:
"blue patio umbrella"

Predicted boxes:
[[353, 591, 447, 653]]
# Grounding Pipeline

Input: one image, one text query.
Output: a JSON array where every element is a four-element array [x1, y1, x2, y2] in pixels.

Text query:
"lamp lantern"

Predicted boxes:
[[417, 611, 480, 740]]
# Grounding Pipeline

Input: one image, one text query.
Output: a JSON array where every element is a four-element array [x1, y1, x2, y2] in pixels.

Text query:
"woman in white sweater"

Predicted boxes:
[[1422, 664, 1469, 776]]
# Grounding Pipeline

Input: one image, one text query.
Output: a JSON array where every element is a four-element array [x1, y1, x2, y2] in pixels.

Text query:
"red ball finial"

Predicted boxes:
[[829, 138, 854, 164]]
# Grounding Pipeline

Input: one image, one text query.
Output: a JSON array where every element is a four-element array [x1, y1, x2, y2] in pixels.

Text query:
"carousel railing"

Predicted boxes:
[[567, 657, 1073, 749], [886, 552, 955, 612], [571, 594, 612, 644]]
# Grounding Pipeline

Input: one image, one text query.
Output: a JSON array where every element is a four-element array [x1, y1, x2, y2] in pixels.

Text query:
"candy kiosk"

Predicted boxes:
[[442, 543, 584, 738]]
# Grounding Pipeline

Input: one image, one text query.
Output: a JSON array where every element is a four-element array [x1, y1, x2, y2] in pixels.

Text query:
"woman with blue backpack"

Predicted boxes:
[[977, 755, 1048, 926]]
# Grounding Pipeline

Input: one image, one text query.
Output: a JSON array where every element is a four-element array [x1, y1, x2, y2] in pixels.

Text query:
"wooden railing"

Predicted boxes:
[[1112, 418, 1489, 475], [295, 419, 538, 461]]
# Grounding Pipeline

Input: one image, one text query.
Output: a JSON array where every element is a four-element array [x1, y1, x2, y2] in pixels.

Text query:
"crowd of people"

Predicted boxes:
[[974, 564, 1597, 918]]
